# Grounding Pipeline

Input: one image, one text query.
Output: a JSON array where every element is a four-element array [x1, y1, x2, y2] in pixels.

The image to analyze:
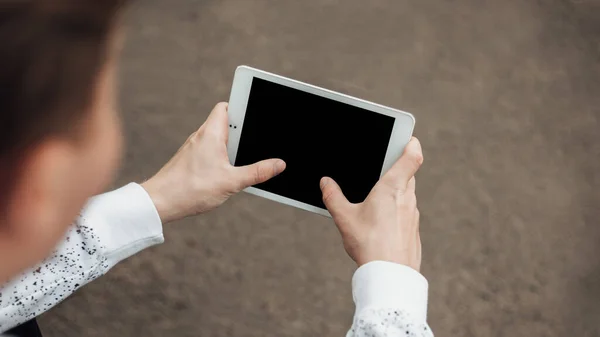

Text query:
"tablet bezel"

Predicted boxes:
[[227, 65, 415, 217]]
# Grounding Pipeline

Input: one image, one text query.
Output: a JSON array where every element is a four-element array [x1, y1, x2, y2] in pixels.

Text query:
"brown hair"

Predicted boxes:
[[0, 0, 128, 205]]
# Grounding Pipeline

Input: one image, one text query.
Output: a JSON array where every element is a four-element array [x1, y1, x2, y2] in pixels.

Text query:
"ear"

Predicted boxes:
[[0, 139, 79, 280]]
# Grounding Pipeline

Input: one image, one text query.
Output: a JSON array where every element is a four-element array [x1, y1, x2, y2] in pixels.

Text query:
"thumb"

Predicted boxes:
[[320, 177, 351, 217], [235, 159, 286, 189]]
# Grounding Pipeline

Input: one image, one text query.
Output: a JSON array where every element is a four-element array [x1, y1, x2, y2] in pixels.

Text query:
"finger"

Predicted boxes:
[[320, 177, 352, 218], [202, 102, 230, 142], [235, 159, 286, 188], [381, 137, 423, 190]]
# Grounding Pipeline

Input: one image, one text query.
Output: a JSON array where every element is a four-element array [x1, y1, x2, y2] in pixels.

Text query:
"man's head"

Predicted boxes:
[[0, 0, 128, 282]]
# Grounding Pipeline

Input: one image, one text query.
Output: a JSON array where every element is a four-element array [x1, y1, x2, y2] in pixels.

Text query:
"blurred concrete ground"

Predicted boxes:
[[39, 0, 600, 336]]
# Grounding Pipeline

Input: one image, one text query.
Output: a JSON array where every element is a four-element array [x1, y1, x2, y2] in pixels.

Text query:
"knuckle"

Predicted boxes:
[[189, 131, 200, 144], [408, 150, 423, 167], [322, 187, 335, 203], [397, 192, 417, 209], [254, 164, 265, 183], [186, 131, 197, 143]]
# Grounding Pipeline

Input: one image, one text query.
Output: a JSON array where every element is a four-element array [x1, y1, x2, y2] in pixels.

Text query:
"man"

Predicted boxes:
[[0, 1, 432, 336]]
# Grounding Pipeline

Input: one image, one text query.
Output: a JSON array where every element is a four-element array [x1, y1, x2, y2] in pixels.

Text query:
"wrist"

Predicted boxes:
[[355, 251, 420, 272], [140, 180, 174, 224]]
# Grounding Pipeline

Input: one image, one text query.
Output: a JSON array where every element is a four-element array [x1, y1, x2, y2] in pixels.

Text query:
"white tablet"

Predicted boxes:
[[227, 66, 415, 217]]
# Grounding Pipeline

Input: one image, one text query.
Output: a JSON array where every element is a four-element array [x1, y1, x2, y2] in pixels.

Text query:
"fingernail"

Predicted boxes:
[[320, 177, 330, 189], [274, 160, 286, 175]]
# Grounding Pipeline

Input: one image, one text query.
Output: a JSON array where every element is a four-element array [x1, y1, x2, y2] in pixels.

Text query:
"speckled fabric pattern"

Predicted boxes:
[[1, 185, 433, 336], [1, 218, 435, 336], [1, 184, 165, 334], [0, 221, 109, 332], [349, 308, 433, 337]]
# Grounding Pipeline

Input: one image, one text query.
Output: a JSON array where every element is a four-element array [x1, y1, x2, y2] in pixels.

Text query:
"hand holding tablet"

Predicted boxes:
[[142, 102, 286, 223], [144, 65, 417, 223], [320, 137, 423, 269], [227, 66, 416, 217], [142, 65, 423, 270]]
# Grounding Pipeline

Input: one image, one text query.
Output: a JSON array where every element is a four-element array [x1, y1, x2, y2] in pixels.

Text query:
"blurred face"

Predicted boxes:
[[0, 51, 123, 283]]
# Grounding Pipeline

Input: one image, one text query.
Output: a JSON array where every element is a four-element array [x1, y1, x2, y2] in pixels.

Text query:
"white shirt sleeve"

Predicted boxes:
[[348, 261, 434, 337], [0, 183, 164, 333], [0, 183, 434, 336]]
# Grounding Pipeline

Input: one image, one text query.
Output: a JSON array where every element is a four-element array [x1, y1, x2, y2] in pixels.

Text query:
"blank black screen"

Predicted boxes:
[[235, 77, 395, 208]]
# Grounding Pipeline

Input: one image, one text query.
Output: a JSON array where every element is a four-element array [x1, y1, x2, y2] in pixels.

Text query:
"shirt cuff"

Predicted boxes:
[[81, 183, 165, 268], [352, 261, 429, 322]]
